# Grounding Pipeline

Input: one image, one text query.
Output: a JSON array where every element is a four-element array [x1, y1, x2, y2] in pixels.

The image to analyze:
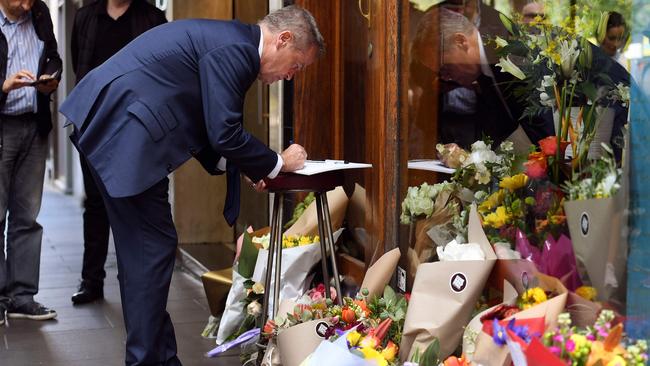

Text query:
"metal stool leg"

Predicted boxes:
[[315, 193, 332, 300], [272, 195, 284, 318], [321, 193, 343, 305]]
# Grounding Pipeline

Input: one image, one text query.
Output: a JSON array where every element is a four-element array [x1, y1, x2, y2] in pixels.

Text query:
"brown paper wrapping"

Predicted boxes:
[[506, 125, 534, 154], [284, 186, 348, 237], [399, 205, 497, 361], [277, 319, 332, 366], [360, 248, 401, 299], [565, 291, 601, 328], [471, 274, 569, 366], [200, 267, 233, 317], [564, 192, 627, 305]]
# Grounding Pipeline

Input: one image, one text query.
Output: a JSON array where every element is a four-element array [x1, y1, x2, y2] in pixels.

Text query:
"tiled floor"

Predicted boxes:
[[0, 186, 241, 365]]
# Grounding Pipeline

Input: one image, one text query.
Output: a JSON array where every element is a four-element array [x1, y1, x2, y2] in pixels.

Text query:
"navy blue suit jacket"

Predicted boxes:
[[60, 20, 278, 198]]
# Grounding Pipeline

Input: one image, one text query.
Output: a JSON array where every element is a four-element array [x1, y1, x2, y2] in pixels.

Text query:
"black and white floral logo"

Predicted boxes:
[[580, 212, 590, 237], [450, 272, 468, 293], [315, 321, 329, 338]]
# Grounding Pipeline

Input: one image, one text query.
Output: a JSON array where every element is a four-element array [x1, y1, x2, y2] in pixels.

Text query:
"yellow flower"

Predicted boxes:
[[606, 355, 626, 366], [520, 287, 547, 309], [483, 206, 510, 228], [499, 174, 529, 192], [359, 347, 388, 366], [252, 282, 265, 295], [576, 286, 598, 301], [570, 334, 588, 355], [479, 190, 506, 213], [380, 341, 398, 362], [347, 331, 362, 347], [299, 235, 312, 246]]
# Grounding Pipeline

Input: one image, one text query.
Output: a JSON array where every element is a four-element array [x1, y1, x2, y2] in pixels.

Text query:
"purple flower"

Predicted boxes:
[[493, 319, 508, 346], [507, 318, 532, 343], [549, 346, 562, 356], [554, 334, 564, 343], [586, 334, 596, 341], [565, 339, 576, 353]]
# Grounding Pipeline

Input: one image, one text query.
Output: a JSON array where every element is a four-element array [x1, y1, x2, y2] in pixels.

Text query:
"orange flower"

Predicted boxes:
[[539, 136, 570, 157], [524, 151, 548, 179], [354, 299, 371, 316], [341, 307, 356, 323], [444, 355, 470, 366], [262, 319, 276, 335]]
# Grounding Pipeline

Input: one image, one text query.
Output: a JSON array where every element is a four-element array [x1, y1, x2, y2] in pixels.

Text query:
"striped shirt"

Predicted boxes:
[[1, 9, 44, 115]]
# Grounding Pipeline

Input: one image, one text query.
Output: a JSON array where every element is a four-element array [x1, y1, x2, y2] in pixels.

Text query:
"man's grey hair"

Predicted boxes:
[[439, 7, 476, 49], [259, 5, 325, 57], [412, 7, 476, 65]]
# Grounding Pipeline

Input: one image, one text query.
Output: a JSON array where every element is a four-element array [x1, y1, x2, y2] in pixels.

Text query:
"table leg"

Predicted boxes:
[[261, 193, 281, 327], [315, 193, 332, 300], [321, 193, 343, 305]]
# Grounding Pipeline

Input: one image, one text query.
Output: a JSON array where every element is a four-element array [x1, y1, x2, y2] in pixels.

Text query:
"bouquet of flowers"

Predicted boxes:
[[494, 11, 629, 174]]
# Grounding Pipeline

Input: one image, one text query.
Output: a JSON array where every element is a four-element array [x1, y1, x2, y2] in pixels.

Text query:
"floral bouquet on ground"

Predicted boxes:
[[267, 286, 408, 366], [563, 145, 627, 305]]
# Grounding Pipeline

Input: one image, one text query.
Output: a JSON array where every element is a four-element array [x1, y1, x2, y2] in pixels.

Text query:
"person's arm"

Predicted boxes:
[[70, 10, 81, 76], [198, 43, 280, 182], [35, 2, 62, 95]]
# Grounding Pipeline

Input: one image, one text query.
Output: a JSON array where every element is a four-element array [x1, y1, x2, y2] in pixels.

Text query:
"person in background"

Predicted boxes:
[[0, 0, 61, 325], [69, 0, 167, 305], [598, 11, 628, 67], [521, 1, 545, 24], [59, 6, 321, 365]]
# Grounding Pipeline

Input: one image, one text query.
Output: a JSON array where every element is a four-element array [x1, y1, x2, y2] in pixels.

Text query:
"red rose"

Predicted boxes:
[[538, 136, 570, 157], [524, 152, 548, 179]]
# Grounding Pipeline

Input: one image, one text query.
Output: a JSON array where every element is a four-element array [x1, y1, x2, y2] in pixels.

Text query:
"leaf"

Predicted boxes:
[[579, 81, 599, 102], [238, 232, 259, 278], [420, 338, 441, 366], [383, 285, 397, 307]]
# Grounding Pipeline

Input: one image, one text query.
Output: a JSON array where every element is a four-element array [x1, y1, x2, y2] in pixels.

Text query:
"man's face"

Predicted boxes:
[[522, 2, 545, 24], [0, 0, 34, 17], [259, 31, 318, 84], [440, 29, 481, 88]]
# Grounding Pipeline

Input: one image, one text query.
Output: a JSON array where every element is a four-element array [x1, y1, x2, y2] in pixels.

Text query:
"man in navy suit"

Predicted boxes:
[[59, 6, 323, 365]]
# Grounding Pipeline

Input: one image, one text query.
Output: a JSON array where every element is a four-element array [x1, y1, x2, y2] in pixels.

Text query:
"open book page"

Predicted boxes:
[[407, 159, 455, 174], [292, 160, 372, 176]]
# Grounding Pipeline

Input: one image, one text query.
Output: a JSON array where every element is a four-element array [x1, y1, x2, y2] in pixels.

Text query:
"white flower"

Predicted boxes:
[[467, 141, 498, 166], [540, 92, 555, 107], [559, 39, 580, 79], [252, 233, 271, 250], [494, 242, 522, 259], [537, 75, 555, 92], [437, 240, 485, 261], [496, 56, 526, 80], [252, 282, 265, 295], [499, 140, 514, 153], [494, 36, 509, 48], [247, 301, 262, 317]]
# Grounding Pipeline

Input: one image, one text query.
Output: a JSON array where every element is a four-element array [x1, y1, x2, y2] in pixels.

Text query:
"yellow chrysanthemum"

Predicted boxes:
[[520, 287, 547, 309], [576, 286, 598, 301], [359, 347, 388, 366], [298, 236, 312, 245], [499, 174, 529, 192], [606, 355, 627, 366], [483, 206, 510, 228], [479, 190, 506, 213]]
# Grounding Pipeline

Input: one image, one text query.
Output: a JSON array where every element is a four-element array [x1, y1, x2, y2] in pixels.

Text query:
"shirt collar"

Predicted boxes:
[[258, 27, 264, 58], [0, 8, 30, 26], [477, 31, 493, 77]]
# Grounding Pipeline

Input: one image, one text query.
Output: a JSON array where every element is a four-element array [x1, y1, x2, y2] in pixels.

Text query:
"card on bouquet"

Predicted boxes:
[[292, 160, 372, 176]]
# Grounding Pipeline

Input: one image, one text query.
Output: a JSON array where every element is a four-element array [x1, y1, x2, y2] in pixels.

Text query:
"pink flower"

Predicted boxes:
[[539, 136, 569, 157], [549, 346, 562, 356], [524, 152, 548, 179], [565, 339, 576, 353]]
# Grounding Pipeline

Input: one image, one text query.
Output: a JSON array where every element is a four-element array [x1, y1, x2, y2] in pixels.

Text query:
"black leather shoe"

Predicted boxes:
[[71, 286, 104, 304]]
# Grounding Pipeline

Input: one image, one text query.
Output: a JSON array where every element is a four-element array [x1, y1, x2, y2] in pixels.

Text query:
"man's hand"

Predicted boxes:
[[2, 69, 35, 93], [280, 143, 307, 172], [35, 74, 59, 94], [244, 175, 267, 192]]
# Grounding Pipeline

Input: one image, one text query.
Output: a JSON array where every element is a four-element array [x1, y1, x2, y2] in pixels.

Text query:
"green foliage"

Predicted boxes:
[[237, 232, 259, 278], [284, 192, 315, 229], [409, 338, 441, 366]]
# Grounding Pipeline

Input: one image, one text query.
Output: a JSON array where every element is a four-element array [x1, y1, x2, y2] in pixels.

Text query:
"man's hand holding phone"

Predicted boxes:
[[32, 70, 60, 94]]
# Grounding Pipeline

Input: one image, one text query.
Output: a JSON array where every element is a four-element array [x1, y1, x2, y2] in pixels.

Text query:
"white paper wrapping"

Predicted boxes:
[[215, 269, 247, 345]]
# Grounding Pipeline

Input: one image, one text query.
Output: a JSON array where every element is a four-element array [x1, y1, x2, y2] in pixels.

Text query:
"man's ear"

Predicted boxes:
[[277, 30, 293, 49], [453, 32, 470, 52]]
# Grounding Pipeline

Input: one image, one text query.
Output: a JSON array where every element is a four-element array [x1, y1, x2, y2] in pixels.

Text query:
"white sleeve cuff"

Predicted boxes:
[[217, 157, 227, 171], [268, 154, 283, 179]]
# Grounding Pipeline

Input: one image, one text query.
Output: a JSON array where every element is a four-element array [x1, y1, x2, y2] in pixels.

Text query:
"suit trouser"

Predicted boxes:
[[89, 164, 182, 366], [79, 155, 110, 290], [0, 115, 47, 307]]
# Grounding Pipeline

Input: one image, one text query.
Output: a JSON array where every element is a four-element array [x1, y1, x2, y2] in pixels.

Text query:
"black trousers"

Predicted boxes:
[[89, 164, 182, 366], [80, 156, 110, 290]]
